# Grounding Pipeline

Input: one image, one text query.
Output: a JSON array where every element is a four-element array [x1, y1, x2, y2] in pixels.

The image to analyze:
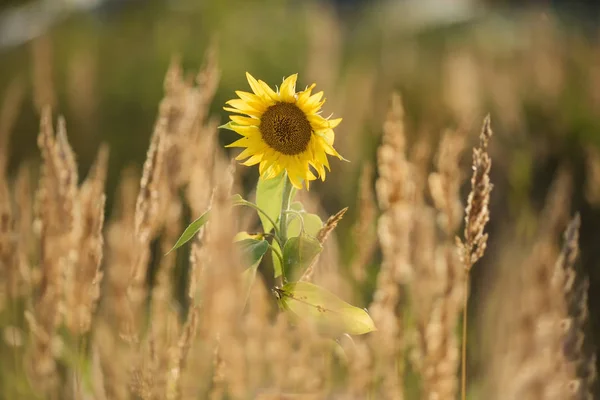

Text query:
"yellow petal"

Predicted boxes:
[[309, 160, 326, 181], [227, 133, 262, 147], [226, 98, 267, 113], [314, 145, 331, 171], [259, 80, 279, 101], [223, 106, 262, 118], [261, 157, 283, 179], [235, 148, 254, 160], [317, 136, 345, 160], [235, 145, 266, 161], [226, 137, 251, 148], [279, 74, 298, 102], [259, 159, 274, 176], [242, 154, 263, 166], [305, 168, 317, 181], [230, 115, 259, 126], [258, 159, 269, 175], [308, 114, 330, 130], [327, 118, 342, 129], [246, 72, 264, 94], [231, 125, 260, 137], [235, 90, 260, 102], [264, 165, 282, 179], [316, 129, 335, 145], [285, 158, 312, 189], [297, 83, 316, 105], [305, 91, 324, 108], [287, 172, 303, 189], [259, 150, 281, 176]]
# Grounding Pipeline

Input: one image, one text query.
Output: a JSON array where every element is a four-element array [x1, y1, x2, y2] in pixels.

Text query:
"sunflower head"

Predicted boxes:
[[222, 73, 344, 189]]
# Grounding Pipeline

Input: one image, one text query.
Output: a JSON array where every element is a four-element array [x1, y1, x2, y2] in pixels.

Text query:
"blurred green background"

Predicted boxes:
[[2, 0, 599, 210], [2, 0, 600, 385]]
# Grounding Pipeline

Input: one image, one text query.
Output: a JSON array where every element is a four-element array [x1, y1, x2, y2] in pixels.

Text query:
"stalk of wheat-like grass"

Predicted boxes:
[[370, 92, 412, 400], [26, 109, 79, 397], [457, 115, 493, 400], [555, 214, 597, 399]]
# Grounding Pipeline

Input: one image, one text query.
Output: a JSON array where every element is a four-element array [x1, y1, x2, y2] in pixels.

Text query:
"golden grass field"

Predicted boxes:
[[1, 1, 600, 399]]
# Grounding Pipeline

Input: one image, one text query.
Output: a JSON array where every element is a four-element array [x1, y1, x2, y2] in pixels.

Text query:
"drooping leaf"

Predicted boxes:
[[219, 121, 242, 131], [256, 172, 286, 233], [234, 231, 252, 242], [167, 209, 210, 254], [282, 233, 322, 279], [237, 238, 269, 267], [241, 257, 264, 309], [276, 281, 376, 336], [288, 212, 323, 238], [237, 237, 269, 309]]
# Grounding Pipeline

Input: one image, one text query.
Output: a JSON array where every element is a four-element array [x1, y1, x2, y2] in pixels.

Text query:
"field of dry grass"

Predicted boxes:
[[1, 2, 600, 399]]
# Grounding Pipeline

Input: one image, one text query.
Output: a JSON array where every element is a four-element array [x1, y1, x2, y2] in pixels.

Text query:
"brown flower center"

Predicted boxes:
[[259, 102, 312, 155]]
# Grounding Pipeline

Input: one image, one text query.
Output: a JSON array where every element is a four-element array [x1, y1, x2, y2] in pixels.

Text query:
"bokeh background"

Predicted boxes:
[[2, 0, 600, 396]]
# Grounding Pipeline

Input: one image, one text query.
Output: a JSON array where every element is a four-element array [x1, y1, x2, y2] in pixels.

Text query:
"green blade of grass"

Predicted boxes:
[[166, 209, 210, 254]]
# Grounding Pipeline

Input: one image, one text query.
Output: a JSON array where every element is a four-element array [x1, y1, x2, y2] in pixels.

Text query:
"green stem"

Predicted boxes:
[[277, 173, 294, 284], [268, 242, 284, 268], [284, 209, 305, 233], [279, 173, 294, 244], [232, 200, 283, 246]]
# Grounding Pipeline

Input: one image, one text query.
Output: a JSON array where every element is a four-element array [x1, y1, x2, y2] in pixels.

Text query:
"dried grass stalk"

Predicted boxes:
[[376, 93, 413, 283], [408, 127, 468, 400], [429, 129, 466, 235], [134, 118, 167, 244], [458, 115, 493, 270], [555, 215, 597, 399], [13, 164, 34, 301], [301, 207, 348, 283], [98, 168, 139, 400], [488, 169, 572, 400], [121, 112, 168, 345], [457, 115, 493, 400], [369, 93, 413, 400], [28, 109, 79, 394], [64, 145, 108, 335], [0, 176, 17, 307]]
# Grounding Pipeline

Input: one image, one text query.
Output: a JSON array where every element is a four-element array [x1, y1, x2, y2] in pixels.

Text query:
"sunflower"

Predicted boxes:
[[223, 73, 344, 189]]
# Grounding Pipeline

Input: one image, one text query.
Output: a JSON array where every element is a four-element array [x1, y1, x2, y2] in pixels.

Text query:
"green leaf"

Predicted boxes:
[[233, 231, 263, 242], [237, 238, 269, 267], [283, 234, 322, 279], [276, 281, 376, 336], [219, 121, 241, 131], [256, 173, 286, 233], [167, 209, 210, 254], [237, 237, 269, 309], [288, 212, 323, 238], [241, 257, 265, 310]]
